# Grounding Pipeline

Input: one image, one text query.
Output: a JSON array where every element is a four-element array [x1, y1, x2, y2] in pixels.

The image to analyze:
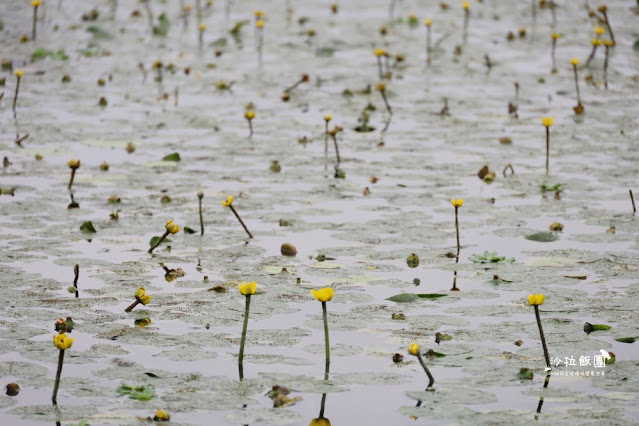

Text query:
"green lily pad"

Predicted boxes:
[[183, 226, 196, 234], [386, 293, 446, 303], [525, 232, 559, 242], [116, 383, 155, 400], [86, 26, 113, 40], [614, 337, 636, 344], [80, 221, 96, 233], [162, 152, 181, 162], [469, 251, 514, 264], [31, 48, 68, 61]]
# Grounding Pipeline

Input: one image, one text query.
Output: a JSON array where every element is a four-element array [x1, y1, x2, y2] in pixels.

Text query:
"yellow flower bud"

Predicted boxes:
[[254, 10, 264, 18], [602, 40, 614, 47], [462, 1, 470, 10], [221, 195, 234, 207], [165, 220, 180, 234], [375, 83, 386, 92], [311, 287, 334, 302], [408, 343, 420, 356], [154, 410, 170, 421], [542, 116, 553, 127], [238, 281, 257, 296], [14, 69, 24, 78], [551, 33, 561, 40], [570, 58, 579, 66], [199, 23, 207, 31], [245, 110, 255, 120], [67, 159, 81, 169], [256, 19, 264, 29], [324, 114, 333, 122], [591, 38, 602, 46], [53, 333, 74, 350], [528, 294, 545, 306], [139, 294, 152, 305], [31, 0, 41, 7], [424, 18, 432, 26], [135, 287, 147, 298], [451, 198, 464, 208], [310, 418, 331, 426], [373, 48, 386, 57], [594, 26, 605, 35]]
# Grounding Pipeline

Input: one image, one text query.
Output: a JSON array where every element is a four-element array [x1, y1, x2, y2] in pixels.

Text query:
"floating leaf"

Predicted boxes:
[[583, 323, 611, 334], [417, 294, 447, 300], [162, 152, 181, 162], [80, 221, 96, 233], [517, 368, 534, 380], [386, 293, 419, 303], [540, 182, 563, 193], [183, 226, 196, 234], [86, 26, 113, 40], [153, 15, 170, 37], [116, 383, 155, 400], [615, 337, 636, 344], [469, 251, 514, 264], [525, 232, 559, 242], [31, 48, 69, 61], [149, 236, 171, 247]]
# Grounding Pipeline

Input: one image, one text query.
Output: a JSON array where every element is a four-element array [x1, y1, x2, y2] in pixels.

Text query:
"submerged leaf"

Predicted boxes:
[[80, 221, 96, 233], [525, 232, 559, 242]]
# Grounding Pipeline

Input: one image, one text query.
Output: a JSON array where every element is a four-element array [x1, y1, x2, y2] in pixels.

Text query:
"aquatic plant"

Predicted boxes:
[[451, 198, 463, 253], [67, 159, 81, 190], [221, 195, 253, 238], [52, 319, 74, 405], [125, 287, 152, 312], [31, 1, 41, 41], [462, 2, 470, 46], [570, 58, 584, 114], [148, 220, 180, 253], [528, 294, 550, 368], [197, 191, 205, 235], [312, 287, 334, 376], [238, 281, 257, 381], [408, 343, 435, 387], [542, 116, 553, 175], [245, 110, 255, 138], [424, 19, 432, 66]]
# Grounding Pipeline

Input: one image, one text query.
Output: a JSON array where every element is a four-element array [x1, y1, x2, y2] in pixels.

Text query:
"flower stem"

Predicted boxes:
[[551, 38, 557, 73], [68, 168, 77, 190], [426, 26, 432, 66], [462, 10, 469, 46], [319, 393, 328, 417], [125, 300, 140, 312], [630, 189, 636, 214], [604, 44, 610, 90], [380, 90, 392, 115], [573, 66, 581, 104], [545, 126, 550, 175], [229, 205, 253, 238], [536, 374, 551, 414], [199, 198, 204, 235], [322, 301, 330, 373], [32, 6, 38, 41], [416, 352, 435, 388], [330, 133, 341, 165], [148, 230, 170, 253], [247, 118, 253, 139], [324, 121, 329, 171], [73, 264, 79, 298], [454, 207, 460, 253], [51, 349, 65, 405], [238, 294, 251, 381], [534, 305, 550, 368], [12, 77, 21, 118], [601, 10, 615, 45], [376, 57, 383, 80]]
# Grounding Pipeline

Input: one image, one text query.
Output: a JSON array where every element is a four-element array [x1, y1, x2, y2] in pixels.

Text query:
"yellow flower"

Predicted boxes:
[[311, 287, 334, 302], [53, 333, 74, 350], [139, 294, 152, 305], [67, 158, 81, 168], [324, 114, 333, 122], [310, 418, 331, 426], [183, 5, 191, 11], [221, 195, 234, 207], [408, 343, 420, 356], [256, 19, 264, 29], [551, 33, 561, 40], [542, 116, 553, 127], [462, 1, 470, 10], [199, 23, 207, 31], [135, 287, 147, 298], [451, 198, 464, 208], [238, 281, 257, 296], [31, 0, 41, 7], [570, 58, 579, 66], [373, 48, 386, 57], [602, 40, 614, 47], [594, 26, 605, 35], [375, 83, 386, 92], [245, 110, 255, 120], [591, 38, 602, 46], [154, 410, 171, 421], [528, 294, 545, 306], [14, 69, 24, 78], [254, 10, 264, 18], [424, 18, 432, 26], [165, 219, 180, 234]]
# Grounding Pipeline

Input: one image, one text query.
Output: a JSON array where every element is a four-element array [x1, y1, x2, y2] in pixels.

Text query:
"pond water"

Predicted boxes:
[[1, 0, 638, 424]]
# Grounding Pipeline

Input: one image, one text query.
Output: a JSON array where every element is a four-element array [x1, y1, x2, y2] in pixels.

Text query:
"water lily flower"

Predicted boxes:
[[154, 410, 170, 421], [238, 281, 256, 295], [408, 342, 435, 387], [53, 333, 74, 350], [310, 418, 331, 426], [542, 117, 553, 174], [408, 343, 420, 356], [148, 220, 180, 253], [451, 198, 463, 208], [221, 195, 253, 238], [52, 327, 74, 405], [67, 159, 81, 190], [165, 219, 180, 234], [221, 195, 234, 207], [528, 294, 545, 306], [126, 287, 152, 311], [311, 287, 334, 302]]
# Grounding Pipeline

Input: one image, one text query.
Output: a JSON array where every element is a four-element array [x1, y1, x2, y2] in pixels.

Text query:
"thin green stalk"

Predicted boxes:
[[148, 229, 170, 253], [322, 301, 330, 373], [229, 205, 253, 238], [324, 121, 329, 171], [238, 295, 251, 381], [454, 207, 460, 252], [51, 349, 65, 405], [416, 352, 435, 387], [545, 126, 550, 175], [199, 198, 204, 235], [426, 26, 432, 66], [534, 305, 550, 368], [573, 66, 581, 104]]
